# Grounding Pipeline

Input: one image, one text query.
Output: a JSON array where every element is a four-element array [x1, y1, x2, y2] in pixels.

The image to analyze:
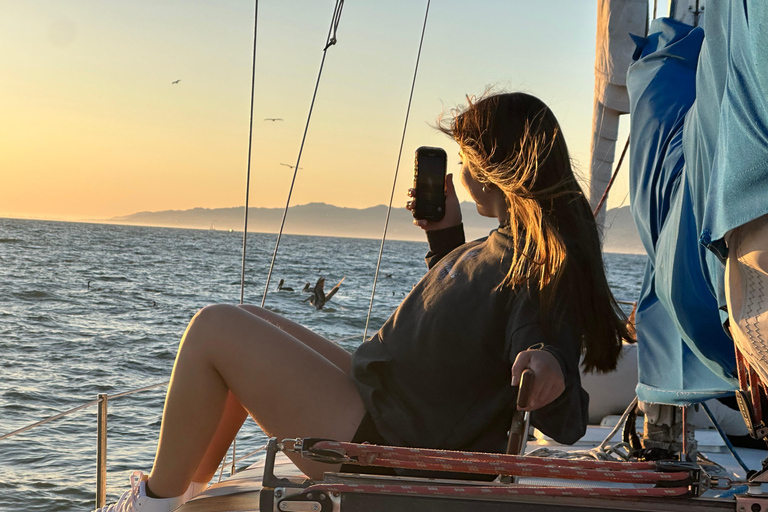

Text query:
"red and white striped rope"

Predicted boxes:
[[303, 482, 690, 499], [310, 441, 689, 483], [313, 441, 655, 469]]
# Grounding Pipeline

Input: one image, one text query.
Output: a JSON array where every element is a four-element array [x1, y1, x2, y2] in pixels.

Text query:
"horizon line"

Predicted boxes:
[[1, 201, 631, 223], [0, 215, 645, 255]]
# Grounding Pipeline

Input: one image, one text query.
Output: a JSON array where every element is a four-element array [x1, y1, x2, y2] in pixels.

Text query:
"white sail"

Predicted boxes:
[[588, 0, 647, 230]]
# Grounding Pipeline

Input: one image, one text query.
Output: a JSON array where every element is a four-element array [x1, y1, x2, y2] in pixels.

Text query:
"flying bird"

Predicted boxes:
[[264, 118, 283, 121], [280, 163, 303, 170], [303, 276, 345, 310], [171, 79, 181, 84]]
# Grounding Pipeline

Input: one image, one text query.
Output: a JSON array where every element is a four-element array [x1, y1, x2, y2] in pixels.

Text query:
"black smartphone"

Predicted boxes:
[[412, 146, 447, 221]]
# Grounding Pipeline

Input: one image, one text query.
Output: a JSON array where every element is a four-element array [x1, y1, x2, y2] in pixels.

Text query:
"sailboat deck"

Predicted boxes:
[[177, 423, 767, 512]]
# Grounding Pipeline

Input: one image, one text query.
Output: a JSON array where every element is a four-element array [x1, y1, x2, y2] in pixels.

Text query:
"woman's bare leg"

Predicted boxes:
[[236, 304, 352, 373], [147, 304, 365, 498], [186, 305, 353, 484], [190, 391, 247, 484]]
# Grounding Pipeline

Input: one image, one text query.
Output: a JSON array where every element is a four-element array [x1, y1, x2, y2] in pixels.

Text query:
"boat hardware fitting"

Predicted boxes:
[[274, 489, 338, 512], [655, 461, 705, 497], [501, 368, 534, 483], [261, 438, 313, 490], [736, 390, 768, 440], [747, 460, 768, 484], [735, 493, 768, 512], [293, 437, 355, 464]]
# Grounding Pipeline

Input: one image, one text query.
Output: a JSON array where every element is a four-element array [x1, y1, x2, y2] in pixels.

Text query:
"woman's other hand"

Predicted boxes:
[[406, 173, 462, 231], [510, 349, 565, 411]]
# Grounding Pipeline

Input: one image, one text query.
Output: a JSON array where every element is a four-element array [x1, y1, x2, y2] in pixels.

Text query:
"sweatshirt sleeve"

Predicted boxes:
[[424, 224, 465, 269], [529, 344, 589, 445], [506, 296, 589, 445]]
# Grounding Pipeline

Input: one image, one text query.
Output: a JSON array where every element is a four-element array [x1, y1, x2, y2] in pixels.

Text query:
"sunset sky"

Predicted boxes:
[[0, 1, 656, 223]]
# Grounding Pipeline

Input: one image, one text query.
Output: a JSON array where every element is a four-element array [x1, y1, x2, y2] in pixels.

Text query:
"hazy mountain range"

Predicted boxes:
[[110, 202, 643, 254]]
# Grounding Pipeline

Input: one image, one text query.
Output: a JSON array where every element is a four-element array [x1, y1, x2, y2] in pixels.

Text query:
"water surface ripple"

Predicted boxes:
[[0, 218, 645, 511]]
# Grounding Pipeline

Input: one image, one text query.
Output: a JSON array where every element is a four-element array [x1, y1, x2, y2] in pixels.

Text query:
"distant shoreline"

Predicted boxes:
[[1, 203, 646, 254]]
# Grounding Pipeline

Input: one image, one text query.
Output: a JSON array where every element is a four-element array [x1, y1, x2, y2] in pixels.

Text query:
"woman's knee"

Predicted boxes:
[[193, 303, 242, 327], [181, 304, 248, 351], [236, 303, 279, 323], [185, 303, 290, 351], [236, 304, 261, 311]]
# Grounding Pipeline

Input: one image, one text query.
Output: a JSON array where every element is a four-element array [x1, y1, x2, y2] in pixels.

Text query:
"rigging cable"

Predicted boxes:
[[592, 134, 630, 218], [701, 401, 752, 476], [260, 0, 345, 307], [239, 0, 260, 305], [232, 0, 261, 477], [363, 0, 432, 341]]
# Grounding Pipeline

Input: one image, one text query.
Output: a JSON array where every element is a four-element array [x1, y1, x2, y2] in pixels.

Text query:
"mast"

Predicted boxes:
[[669, 0, 706, 27]]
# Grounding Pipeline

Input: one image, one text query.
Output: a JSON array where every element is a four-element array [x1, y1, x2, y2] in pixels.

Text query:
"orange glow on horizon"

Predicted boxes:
[[1, 1, 630, 224]]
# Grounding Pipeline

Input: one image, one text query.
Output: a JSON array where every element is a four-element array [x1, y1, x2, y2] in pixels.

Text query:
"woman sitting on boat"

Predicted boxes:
[[96, 91, 633, 512]]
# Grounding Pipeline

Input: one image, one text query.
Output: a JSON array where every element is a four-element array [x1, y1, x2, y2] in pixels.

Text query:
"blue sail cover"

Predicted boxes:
[[627, 2, 768, 404]]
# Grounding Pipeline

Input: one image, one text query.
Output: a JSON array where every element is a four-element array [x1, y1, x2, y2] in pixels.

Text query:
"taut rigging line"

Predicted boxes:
[[363, 0, 432, 341], [239, 0, 260, 306], [260, 0, 346, 307], [242, 0, 431, 341], [592, 134, 630, 219]]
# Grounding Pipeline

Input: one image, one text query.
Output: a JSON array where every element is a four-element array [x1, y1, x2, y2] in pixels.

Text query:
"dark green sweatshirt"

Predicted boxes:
[[351, 224, 588, 453]]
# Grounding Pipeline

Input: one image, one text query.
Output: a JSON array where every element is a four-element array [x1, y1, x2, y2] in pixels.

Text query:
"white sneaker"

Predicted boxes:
[[182, 481, 208, 502], [93, 471, 184, 512]]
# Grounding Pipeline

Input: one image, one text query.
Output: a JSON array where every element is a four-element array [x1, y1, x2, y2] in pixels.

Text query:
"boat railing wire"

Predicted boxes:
[[0, 377, 268, 508], [0, 380, 269, 487], [0, 381, 169, 443]]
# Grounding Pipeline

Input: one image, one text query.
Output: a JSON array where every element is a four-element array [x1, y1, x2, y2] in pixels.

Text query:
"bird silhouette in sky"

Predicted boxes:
[[171, 79, 181, 84], [264, 118, 283, 121], [280, 163, 303, 170]]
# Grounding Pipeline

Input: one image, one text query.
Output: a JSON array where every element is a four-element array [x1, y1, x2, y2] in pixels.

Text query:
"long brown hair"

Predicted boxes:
[[440, 92, 633, 373]]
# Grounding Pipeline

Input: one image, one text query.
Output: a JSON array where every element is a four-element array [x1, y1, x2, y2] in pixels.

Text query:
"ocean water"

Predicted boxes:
[[0, 218, 646, 511]]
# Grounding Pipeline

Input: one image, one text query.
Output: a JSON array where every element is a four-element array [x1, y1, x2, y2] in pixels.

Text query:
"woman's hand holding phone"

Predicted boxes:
[[407, 173, 462, 232]]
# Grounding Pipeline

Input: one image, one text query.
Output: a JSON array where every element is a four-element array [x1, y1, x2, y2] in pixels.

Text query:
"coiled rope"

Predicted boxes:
[[526, 396, 639, 463]]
